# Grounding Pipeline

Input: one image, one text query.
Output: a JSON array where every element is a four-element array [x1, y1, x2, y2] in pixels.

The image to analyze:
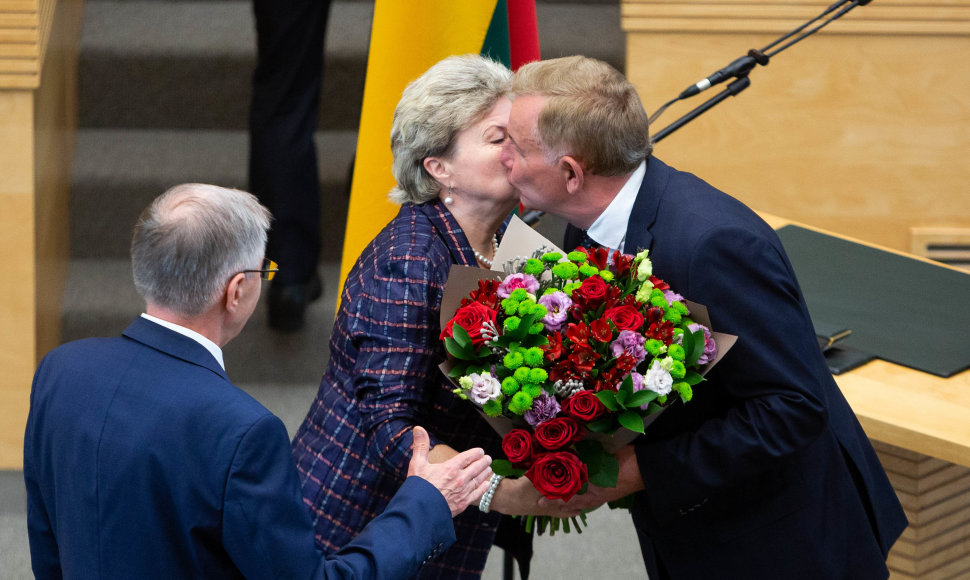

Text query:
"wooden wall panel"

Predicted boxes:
[[622, 0, 970, 253], [0, 0, 81, 468]]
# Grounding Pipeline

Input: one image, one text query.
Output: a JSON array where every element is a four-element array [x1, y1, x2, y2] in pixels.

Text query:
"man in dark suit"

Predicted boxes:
[[23, 183, 493, 579], [501, 56, 907, 579]]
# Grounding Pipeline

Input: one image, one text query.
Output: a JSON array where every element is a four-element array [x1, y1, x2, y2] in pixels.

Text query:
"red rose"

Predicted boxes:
[[589, 318, 612, 343], [502, 429, 534, 468], [534, 417, 583, 450], [440, 301, 497, 346], [526, 451, 588, 501], [562, 390, 608, 422], [575, 276, 608, 303], [603, 305, 645, 332]]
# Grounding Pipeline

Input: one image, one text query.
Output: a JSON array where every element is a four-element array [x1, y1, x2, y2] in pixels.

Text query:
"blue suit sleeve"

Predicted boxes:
[[222, 414, 455, 580], [635, 225, 829, 521]]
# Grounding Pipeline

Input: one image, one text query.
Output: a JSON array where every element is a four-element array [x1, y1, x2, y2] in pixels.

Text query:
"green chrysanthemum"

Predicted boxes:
[[645, 339, 667, 357], [501, 297, 518, 315], [523, 258, 545, 276], [508, 391, 534, 415], [523, 347, 545, 367], [524, 383, 542, 398], [509, 288, 530, 302], [503, 351, 524, 369], [551, 262, 579, 280], [669, 360, 686, 379], [483, 399, 504, 417], [501, 377, 520, 395], [599, 270, 614, 282], [667, 343, 686, 361], [528, 368, 548, 384], [541, 251, 563, 263], [513, 367, 531, 383], [567, 251, 587, 263], [578, 264, 599, 278], [664, 310, 682, 324], [673, 382, 693, 403], [504, 316, 521, 332]]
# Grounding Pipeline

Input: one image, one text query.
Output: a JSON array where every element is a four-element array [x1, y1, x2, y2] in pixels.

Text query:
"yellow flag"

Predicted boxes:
[[338, 1, 499, 299]]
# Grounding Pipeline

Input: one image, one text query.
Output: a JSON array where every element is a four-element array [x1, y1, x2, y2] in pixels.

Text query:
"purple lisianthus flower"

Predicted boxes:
[[524, 393, 561, 427], [538, 291, 572, 332], [497, 273, 540, 298], [688, 323, 717, 365], [663, 289, 684, 304], [610, 330, 647, 363]]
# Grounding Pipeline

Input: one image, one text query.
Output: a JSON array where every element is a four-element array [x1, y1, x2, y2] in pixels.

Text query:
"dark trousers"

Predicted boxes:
[[248, 0, 331, 284]]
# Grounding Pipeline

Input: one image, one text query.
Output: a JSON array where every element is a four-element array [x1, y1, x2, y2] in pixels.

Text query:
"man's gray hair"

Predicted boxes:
[[131, 183, 271, 317], [389, 54, 512, 205]]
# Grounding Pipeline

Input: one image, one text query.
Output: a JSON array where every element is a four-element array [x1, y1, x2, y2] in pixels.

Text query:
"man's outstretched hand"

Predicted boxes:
[[408, 426, 493, 517]]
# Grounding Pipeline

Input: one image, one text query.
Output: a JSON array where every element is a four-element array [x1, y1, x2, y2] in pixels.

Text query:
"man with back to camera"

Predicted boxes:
[[23, 183, 493, 579], [501, 56, 907, 579]]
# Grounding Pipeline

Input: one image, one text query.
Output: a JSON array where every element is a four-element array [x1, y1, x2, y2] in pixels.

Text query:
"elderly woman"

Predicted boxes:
[[291, 55, 566, 578]]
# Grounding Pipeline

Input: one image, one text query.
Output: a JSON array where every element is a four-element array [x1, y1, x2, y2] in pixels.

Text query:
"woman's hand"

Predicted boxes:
[[489, 476, 599, 518]]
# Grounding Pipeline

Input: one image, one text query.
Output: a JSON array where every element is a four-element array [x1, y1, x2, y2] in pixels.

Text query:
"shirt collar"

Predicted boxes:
[[140, 313, 225, 370], [586, 160, 647, 253]]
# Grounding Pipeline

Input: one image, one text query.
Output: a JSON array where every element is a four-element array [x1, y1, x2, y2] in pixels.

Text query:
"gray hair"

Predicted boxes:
[[131, 183, 271, 317], [388, 54, 512, 205]]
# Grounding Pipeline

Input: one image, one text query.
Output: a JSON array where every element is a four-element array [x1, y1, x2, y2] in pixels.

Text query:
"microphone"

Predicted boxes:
[[678, 49, 770, 100]]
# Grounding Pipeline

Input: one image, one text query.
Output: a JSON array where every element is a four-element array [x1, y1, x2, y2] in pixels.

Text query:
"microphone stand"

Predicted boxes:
[[521, 0, 872, 226]]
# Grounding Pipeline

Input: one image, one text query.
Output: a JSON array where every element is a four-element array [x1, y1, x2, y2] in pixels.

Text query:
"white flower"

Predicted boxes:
[[466, 372, 502, 405], [644, 359, 673, 396]]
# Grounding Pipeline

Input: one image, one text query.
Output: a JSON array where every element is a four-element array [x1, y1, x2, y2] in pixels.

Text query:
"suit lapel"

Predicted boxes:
[[122, 317, 230, 381], [624, 157, 669, 255]]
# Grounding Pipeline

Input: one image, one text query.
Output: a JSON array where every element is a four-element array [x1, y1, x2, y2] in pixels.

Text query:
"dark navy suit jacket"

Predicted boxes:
[[565, 157, 907, 579], [24, 316, 455, 579]]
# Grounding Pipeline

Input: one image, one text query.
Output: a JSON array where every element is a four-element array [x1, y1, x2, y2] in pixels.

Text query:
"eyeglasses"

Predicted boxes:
[[241, 258, 279, 281]]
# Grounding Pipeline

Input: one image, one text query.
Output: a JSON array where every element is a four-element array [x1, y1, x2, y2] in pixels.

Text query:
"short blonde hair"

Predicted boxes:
[[389, 54, 512, 205], [510, 55, 651, 176]]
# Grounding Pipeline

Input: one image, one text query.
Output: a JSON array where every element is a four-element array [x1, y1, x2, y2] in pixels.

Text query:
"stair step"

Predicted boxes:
[[69, 129, 356, 259], [77, 0, 622, 131]]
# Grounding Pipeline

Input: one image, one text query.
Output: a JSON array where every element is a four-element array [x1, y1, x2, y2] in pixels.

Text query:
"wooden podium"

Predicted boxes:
[[759, 214, 970, 579], [0, 0, 82, 468]]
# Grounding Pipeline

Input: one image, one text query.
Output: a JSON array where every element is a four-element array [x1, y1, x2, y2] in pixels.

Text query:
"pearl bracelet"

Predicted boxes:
[[478, 473, 504, 513]]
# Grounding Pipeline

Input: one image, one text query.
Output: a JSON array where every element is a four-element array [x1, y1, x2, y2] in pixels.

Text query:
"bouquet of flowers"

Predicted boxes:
[[439, 218, 734, 534]]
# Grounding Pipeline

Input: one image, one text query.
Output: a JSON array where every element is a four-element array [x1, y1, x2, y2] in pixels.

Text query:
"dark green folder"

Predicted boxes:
[[777, 225, 970, 378]]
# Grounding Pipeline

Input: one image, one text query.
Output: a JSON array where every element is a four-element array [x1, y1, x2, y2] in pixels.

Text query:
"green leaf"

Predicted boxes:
[[618, 374, 634, 396], [618, 410, 646, 434], [626, 389, 658, 408], [588, 453, 619, 488], [489, 459, 526, 478], [684, 370, 705, 386], [585, 417, 617, 434], [595, 390, 620, 411], [448, 363, 468, 379], [615, 386, 629, 407], [685, 329, 705, 367], [451, 324, 472, 350], [443, 337, 474, 360]]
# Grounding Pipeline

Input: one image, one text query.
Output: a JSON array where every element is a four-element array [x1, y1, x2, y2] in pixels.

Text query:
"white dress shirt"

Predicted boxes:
[[140, 313, 225, 370], [585, 160, 647, 253]]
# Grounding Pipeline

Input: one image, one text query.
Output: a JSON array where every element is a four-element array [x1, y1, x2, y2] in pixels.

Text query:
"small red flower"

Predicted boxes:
[[460, 278, 502, 310], [542, 332, 564, 361], [589, 319, 613, 343], [565, 322, 589, 346]]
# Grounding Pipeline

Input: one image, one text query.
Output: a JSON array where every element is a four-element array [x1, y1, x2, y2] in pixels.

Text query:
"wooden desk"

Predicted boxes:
[[762, 213, 970, 579]]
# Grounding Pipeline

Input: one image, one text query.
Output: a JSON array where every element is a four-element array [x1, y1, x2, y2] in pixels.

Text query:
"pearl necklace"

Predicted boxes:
[[474, 236, 498, 268]]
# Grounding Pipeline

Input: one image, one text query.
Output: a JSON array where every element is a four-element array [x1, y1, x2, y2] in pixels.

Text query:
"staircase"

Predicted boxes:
[[6, 1, 646, 578]]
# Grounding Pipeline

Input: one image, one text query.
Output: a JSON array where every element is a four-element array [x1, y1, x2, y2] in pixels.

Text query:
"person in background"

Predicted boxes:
[[292, 55, 576, 580], [248, 0, 331, 331], [24, 183, 493, 579], [501, 55, 907, 580]]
